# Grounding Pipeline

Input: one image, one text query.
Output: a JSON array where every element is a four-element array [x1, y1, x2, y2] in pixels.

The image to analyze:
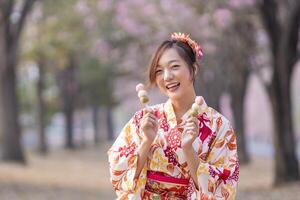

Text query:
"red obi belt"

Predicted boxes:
[[143, 171, 190, 199]]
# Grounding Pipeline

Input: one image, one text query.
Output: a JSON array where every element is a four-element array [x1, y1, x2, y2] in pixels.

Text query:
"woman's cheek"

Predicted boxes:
[[157, 80, 165, 92]]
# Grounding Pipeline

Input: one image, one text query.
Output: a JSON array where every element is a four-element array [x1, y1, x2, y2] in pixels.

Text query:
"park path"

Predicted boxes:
[[0, 142, 299, 200]]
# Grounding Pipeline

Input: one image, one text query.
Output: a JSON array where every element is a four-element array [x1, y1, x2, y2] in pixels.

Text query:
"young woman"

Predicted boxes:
[[108, 33, 239, 199]]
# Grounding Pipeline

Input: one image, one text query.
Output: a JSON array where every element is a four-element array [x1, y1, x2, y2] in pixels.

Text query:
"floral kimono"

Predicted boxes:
[[108, 97, 239, 199]]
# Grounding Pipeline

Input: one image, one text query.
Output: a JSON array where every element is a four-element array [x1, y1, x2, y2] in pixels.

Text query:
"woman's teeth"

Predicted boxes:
[[166, 83, 180, 90]]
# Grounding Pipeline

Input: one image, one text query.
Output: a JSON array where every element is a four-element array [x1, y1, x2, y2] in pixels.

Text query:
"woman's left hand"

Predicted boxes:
[[181, 116, 199, 151]]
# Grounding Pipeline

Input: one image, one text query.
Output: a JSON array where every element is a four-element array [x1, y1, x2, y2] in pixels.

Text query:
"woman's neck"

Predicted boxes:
[[171, 91, 196, 120]]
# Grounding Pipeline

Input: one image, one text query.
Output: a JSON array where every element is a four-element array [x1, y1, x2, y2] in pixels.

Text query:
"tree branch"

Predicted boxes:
[[0, 0, 15, 42], [284, 1, 300, 75], [14, 0, 36, 41], [258, 0, 281, 57], [0, 0, 15, 23], [252, 65, 272, 94]]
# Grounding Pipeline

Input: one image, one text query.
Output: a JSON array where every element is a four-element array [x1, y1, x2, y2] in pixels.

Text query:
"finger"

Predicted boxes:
[[186, 130, 197, 137], [184, 127, 196, 133], [193, 118, 199, 126], [148, 118, 157, 127], [184, 131, 197, 140], [147, 117, 156, 124], [148, 113, 157, 120], [187, 116, 195, 121], [187, 115, 199, 122], [141, 120, 152, 129], [187, 116, 199, 125], [142, 114, 152, 124], [143, 107, 153, 115], [143, 111, 156, 119], [185, 125, 195, 130], [185, 121, 195, 126], [141, 115, 148, 125], [185, 126, 199, 133], [144, 115, 157, 124], [145, 109, 157, 120], [185, 129, 197, 135], [188, 119, 199, 129], [185, 122, 197, 129]]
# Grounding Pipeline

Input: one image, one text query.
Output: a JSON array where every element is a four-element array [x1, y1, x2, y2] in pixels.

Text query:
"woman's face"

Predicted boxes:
[[155, 48, 195, 100]]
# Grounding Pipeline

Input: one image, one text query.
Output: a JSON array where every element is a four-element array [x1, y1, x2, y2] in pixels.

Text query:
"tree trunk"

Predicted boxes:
[[230, 76, 250, 165], [0, 22, 5, 148], [36, 58, 47, 154], [270, 64, 299, 185], [0, 0, 36, 162], [57, 55, 77, 149], [92, 104, 100, 144], [64, 102, 74, 149], [79, 110, 86, 148], [195, 77, 221, 111], [258, 0, 300, 185], [106, 106, 114, 141], [0, 27, 25, 162], [0, 55, 25, 162]]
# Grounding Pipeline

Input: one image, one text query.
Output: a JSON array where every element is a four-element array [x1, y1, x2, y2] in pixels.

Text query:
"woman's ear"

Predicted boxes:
[[193, 63, 198, 76]]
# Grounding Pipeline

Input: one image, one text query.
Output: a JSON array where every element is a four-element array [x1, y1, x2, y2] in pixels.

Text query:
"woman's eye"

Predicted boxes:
[[155, 69, 162, 74], [172, 65, 180, 69]]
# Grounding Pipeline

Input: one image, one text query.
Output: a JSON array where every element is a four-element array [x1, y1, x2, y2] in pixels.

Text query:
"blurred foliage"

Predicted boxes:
[[79, 57, 117, 107], [20, 0, 122, 119]]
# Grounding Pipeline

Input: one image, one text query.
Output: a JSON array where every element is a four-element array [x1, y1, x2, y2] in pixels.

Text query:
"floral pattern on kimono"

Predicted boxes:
[[108, 97, 239, 200]]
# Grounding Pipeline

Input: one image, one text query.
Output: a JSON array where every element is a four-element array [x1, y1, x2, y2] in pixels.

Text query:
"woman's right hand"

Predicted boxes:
[[140, 108, 158, 143]]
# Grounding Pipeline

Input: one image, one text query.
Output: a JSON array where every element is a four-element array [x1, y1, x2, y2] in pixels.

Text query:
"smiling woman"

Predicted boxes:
[[153, 48, 197, 103], [108, 33, 239, 200]]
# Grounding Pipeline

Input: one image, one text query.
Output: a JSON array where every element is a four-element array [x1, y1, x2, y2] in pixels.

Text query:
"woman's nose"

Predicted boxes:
[[163, 69, 173, 81]]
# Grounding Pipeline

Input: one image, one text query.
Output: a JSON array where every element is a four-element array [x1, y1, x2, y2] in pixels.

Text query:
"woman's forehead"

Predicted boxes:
[[157, 48, 182, 67]]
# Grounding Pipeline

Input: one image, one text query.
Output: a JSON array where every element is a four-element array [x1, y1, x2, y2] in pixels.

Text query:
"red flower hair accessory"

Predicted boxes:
[[171, 32, 203, 60]]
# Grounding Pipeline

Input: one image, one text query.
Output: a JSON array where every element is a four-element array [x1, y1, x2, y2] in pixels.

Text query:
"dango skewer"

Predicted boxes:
[[135, 83, 150, 108]]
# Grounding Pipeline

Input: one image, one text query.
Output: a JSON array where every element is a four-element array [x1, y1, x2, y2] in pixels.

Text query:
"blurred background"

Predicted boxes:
[[0, 0, 300, 199]]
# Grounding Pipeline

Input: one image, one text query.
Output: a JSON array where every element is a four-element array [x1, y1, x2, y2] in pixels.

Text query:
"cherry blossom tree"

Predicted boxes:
[[0, 0, 37, 162], [257, 0, 300, 184]]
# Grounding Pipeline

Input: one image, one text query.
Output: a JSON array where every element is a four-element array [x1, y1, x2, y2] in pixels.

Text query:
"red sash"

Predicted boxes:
[[143, 171, 190, 200], [147, 171, 189, 185]]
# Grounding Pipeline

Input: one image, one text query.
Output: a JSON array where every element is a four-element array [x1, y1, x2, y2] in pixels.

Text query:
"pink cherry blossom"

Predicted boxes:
[[136, 83, 145, 92], [229, 0, 256, 8], [213, 8, 233, 29], [75, 0, 90, 15], [97, 0, 112, 12]]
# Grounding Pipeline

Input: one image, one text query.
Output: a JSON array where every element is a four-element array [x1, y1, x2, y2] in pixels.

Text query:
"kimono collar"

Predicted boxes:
[[164, 99, 177, 127], [163, 96, 208, 127]]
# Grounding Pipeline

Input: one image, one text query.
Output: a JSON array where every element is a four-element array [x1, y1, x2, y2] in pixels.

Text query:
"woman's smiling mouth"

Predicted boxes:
[[166, 82, 180, 91]]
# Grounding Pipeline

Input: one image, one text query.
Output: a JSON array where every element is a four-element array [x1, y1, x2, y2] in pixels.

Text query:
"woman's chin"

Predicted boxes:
[[166, 90, 183, 100]]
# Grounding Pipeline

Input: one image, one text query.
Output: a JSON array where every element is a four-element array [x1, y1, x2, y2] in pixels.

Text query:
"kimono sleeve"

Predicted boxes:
[[107, 111, 148, 197], [196, 119, 239, 200]]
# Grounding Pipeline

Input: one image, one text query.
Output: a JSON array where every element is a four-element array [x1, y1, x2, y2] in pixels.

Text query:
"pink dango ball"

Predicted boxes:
[[136, 83, 145, 92], [195, 96, 203, 105]]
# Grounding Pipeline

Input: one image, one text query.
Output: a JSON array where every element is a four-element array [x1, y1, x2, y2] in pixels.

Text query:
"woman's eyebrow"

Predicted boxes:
[[157, 60, 180, 68], [168, 60, 180, 64]]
